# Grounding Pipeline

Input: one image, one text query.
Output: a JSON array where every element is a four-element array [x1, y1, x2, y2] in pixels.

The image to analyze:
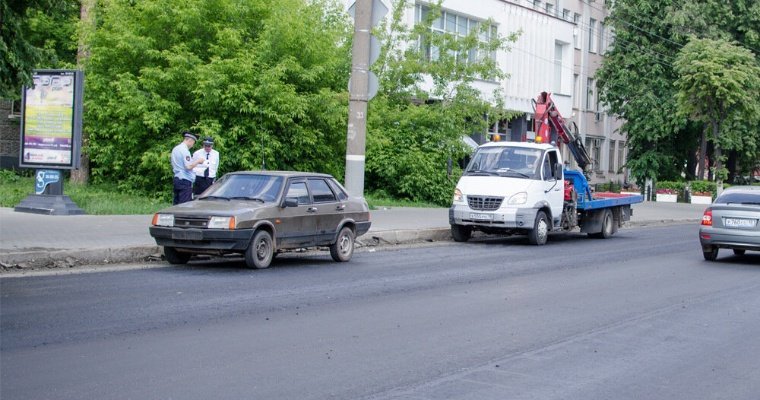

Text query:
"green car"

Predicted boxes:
[[149, 171, 371, 269]]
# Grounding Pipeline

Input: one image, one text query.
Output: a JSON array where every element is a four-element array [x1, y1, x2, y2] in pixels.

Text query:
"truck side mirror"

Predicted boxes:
[[553, 164, 563, 180]]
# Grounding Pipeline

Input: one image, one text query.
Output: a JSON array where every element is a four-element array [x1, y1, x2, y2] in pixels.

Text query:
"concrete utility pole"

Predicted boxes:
[[345, 0, 372, 197]]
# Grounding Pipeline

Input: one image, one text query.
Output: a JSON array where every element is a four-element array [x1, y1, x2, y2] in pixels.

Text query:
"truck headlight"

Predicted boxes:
[[508, 192, 527, 205], [208, 216, 236, 229], [152, 213, 174, 227], [453, 188, 463, 203]]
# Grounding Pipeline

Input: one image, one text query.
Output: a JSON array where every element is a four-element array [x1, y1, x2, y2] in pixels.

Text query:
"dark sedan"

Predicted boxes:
[[699, 186, 760, 261], [149, 171, 371, 269]]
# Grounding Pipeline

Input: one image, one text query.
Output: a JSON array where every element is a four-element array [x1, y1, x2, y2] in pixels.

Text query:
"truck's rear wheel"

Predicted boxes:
[[527, 211, 549, 245], [451, 224, 472, 242], [589, 209, 614, 239]]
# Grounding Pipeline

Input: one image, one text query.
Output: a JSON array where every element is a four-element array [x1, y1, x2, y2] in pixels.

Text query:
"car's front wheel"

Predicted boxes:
[[451, 224, 472, 242], [164, 246, 191, 264], [330, 226, 355, 262], [245, 230, 274, 269], [703, 246, 719, 261]]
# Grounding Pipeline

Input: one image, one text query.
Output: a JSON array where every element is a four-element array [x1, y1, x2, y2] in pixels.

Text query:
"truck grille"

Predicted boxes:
[[467, 196, 503, 211], [174, 216, 210, 228]]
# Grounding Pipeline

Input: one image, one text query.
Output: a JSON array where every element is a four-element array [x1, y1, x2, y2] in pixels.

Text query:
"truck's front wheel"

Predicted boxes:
[[528, 211, 549, 245], [451, 224, 472, 242]]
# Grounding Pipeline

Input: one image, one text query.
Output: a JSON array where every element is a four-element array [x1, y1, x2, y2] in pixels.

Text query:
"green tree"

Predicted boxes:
[[596, 0, 696, 186], [365, 0, 518, 205], [673, 38, 760, 191], [84, 0, 352, 198], [1, 0, 79, 99]]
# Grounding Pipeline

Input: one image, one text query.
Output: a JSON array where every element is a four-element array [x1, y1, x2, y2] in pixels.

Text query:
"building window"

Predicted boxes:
[[584, 137, 602, 172], [586, 78, 594, 110], [618, 141, 626, 172], [573, 13, 581, 49], [554, 42, 564, 93], [562, 8, 571, 21], [545, 3, 554, 16], [533, 0, 541, 10], [608, 140, 616, 173], [588, 18, 597, 53], [417, 5, 496, 64], [598, 23, 605, 53]]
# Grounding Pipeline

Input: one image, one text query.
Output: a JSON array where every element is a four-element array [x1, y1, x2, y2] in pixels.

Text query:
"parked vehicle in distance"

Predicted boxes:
[[149, 171, 371, 269], [699, 186, 760, 261]]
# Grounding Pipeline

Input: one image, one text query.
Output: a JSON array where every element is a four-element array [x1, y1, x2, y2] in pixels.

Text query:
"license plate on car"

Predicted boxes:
[[172, 229, 203, 240], [724, 218, 757, 228], [470, 213, 492, 221]]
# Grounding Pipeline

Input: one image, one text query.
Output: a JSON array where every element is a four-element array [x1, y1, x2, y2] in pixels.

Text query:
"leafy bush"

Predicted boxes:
[[689, 180, 716, 195]]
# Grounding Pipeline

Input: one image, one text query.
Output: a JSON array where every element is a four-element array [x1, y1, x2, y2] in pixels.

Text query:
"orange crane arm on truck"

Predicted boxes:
[[532, 91, 593, 172]]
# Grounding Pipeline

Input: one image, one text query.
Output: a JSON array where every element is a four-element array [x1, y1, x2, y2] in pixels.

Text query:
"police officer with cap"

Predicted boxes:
[[192, 136, 220, 195], [171, 131, 204, 205]]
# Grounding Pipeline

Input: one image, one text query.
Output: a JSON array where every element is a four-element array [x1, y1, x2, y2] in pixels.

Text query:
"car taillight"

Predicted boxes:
[[701, 209, 712, 226]]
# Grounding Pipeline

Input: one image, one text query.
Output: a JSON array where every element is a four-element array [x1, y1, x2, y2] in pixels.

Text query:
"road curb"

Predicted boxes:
[[0, 220, 699, 273]]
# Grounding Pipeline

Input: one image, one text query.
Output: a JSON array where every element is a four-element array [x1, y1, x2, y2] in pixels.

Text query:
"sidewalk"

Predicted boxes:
[[0, 201, 707, 271]]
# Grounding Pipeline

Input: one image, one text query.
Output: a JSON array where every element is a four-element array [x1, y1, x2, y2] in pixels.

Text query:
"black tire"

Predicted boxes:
[[703, 246, 719, 261], [589, 209, 614, 239], [164, 246, 191, 264], [330, 226, 355, 262], [451, 224, 472, 242], [527, 211, 549, 245], [733, 249, 746, 256], [245, 230, 274, 269]]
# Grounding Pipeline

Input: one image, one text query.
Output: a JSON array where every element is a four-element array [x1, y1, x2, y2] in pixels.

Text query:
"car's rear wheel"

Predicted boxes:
[[703, 246, 719, 261], [245, 230, 274, 269], [733, 249, 746, 256], [451, 224, 472, 242], [330, 226, 355, 262], [528, 211, 549, 246], [164, 246, 191, 264]]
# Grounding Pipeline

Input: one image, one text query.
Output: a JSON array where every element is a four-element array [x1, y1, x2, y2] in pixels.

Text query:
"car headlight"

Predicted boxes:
[[453, 188, 463, 203], [508, 192, 527, 205], [208, 216, 236, 229], [152, 213, 174, 227]]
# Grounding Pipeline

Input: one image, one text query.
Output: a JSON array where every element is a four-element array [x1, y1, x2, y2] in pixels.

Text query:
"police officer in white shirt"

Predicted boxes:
[[192, 136, 220, 195], [171, 131, 204, 205]]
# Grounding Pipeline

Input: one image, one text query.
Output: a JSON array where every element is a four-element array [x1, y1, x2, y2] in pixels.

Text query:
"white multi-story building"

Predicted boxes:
[[344, 0, 627, 184]]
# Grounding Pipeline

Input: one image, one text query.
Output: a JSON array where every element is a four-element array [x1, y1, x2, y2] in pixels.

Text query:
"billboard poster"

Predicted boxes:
[[20, 70, 83, 169]]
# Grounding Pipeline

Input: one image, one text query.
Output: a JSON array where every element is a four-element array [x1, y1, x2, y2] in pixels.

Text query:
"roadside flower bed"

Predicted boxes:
[[655, 188, 677, 202]]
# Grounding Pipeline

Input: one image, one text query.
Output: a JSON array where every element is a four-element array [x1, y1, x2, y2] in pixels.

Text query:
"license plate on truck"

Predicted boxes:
[[470, 213, 492, 221]]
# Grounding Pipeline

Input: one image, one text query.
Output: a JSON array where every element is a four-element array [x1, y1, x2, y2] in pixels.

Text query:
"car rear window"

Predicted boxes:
[[714, 192, 760, 205]]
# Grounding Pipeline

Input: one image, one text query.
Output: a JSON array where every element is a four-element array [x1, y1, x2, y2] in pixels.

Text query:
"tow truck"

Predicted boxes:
[[449, 92, 643, 245]]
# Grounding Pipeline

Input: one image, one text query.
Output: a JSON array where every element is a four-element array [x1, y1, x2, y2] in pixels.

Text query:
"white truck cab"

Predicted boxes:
[[449, 142, 564, 245]]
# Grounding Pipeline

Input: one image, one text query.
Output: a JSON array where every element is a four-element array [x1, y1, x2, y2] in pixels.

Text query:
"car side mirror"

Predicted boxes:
[[283, 197, 299, 208]]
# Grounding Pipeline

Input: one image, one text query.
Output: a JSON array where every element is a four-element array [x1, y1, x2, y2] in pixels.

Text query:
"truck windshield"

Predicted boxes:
[[465, 147, 542, 179]]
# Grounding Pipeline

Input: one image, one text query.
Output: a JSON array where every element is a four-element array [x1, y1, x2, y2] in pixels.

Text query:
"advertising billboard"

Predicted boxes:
[[19, 70, 84, 169]]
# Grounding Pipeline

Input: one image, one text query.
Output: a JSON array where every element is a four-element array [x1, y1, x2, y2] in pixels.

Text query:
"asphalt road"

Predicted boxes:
[[2, 224, 759, 400]]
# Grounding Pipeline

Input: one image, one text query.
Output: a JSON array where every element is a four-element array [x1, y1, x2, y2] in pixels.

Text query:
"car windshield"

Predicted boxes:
[[714, 192, 760, 206], [199, 174, 283, 202], [465, 147, 542, 179]]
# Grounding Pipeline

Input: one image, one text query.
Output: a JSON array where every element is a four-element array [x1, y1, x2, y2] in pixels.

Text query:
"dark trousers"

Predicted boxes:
[[173, 177, 193, 205], [193, 176, 214, 195]]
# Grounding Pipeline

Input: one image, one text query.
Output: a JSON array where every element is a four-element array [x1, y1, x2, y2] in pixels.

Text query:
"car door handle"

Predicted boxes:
[[307, 207, 318, 213], [335, 204, 345, 211]]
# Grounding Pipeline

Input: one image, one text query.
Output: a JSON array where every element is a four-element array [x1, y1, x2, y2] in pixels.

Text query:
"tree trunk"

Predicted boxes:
[[711, 120, 723, 194], [697, 123, 707, 179], [70, 0, 95, 185]]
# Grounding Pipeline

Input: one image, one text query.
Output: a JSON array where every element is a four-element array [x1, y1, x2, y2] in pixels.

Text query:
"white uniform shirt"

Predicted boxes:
[[192, 148, 220, 178]]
